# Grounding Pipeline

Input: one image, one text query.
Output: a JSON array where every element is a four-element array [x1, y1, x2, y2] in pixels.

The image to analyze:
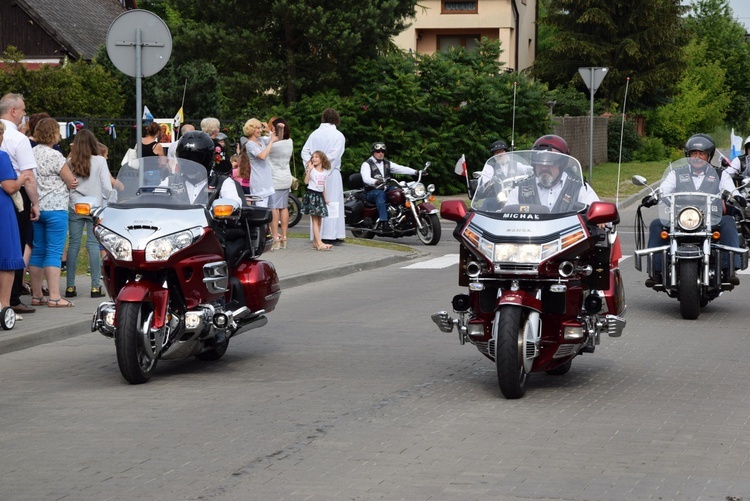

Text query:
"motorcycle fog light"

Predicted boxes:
[[563, 325, 584, 340], [467, 322, 485, 337], [185, 312, 202, 329], [104, 310, 116, 327], [213, 313, 229, 328]]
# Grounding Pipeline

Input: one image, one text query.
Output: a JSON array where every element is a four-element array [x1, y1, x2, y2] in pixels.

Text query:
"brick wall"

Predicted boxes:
[[552, 116, 609, 168]]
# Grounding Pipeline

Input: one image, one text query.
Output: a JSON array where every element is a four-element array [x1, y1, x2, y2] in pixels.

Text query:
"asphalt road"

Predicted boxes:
[[1, 206, 750, 500]]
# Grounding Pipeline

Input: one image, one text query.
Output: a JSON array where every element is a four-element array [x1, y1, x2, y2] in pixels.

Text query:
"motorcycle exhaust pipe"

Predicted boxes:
[[559, 261, 575, 277], [466, 261, 482, 278]]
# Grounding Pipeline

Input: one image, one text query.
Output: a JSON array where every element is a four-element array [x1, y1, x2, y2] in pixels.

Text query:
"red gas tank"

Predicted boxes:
[[386, 188, 405, 205]]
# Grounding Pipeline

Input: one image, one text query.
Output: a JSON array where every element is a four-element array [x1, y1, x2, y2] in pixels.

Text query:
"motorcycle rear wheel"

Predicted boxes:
[[546, 359, 572, 375], [678, 260, 701, 320], [417, 213, 441, 245], [494, 306, 529, 399], [115, 302, 158, 384], [286, 193, 302, 228]]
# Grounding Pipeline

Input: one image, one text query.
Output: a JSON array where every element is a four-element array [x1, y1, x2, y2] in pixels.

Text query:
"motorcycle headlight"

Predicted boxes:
[[678, 207, 702, 231], [94, 227, 132, 261], [413, 183, 426, 197], [145, 228, 201, 262]]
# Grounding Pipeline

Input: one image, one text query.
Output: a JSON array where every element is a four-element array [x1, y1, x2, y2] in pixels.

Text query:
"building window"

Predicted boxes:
[[438, 35, 480, 51], [442, 2, 478, 14]]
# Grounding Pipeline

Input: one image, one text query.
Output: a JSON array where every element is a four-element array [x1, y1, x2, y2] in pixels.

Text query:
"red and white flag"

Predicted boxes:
[[454, 154, 467, 176]]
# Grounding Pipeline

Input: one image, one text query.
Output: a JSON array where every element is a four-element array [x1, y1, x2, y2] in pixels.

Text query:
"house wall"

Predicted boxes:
[[393, 0, 536, 72], [0, 2, 66, 62]]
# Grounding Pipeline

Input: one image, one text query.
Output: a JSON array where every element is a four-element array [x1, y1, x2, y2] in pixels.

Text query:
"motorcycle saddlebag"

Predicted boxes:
[[232, 259, 280, 313], [345, 199, 364, 225]]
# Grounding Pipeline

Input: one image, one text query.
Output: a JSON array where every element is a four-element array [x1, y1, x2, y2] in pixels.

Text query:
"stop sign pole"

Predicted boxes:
[[578, 67, 608, 181]]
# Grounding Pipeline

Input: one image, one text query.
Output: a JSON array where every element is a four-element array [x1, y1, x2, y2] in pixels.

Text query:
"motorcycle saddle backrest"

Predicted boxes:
[[348, 173, 365, 190]]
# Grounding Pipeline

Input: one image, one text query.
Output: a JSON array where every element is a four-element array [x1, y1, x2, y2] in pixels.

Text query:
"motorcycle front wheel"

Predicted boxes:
[[494, 306, 529, 399], [678, 260, 701, 320], [115, 302, 158, 384], [416, 213, 441, 245]]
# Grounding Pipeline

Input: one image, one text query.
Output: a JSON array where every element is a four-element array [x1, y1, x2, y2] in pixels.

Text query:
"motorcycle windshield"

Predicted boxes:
[[115, 157, 209, 207], [470, 150, 587, 216], [656, 157, 724, 227]]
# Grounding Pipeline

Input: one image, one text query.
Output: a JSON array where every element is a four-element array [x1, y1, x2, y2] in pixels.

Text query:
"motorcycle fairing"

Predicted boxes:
[[96, 206, 209, 251], [468, 212, 585, 244]]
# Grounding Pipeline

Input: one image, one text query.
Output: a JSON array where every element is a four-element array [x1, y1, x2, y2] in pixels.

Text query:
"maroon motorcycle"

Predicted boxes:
[[345, 162, 441, 245], [431, 150, 626, 398], [85, 157, 280, 384]]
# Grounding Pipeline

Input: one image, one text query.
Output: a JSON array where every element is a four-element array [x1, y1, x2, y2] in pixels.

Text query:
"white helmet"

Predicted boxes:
[[744, 135, 750, 151]]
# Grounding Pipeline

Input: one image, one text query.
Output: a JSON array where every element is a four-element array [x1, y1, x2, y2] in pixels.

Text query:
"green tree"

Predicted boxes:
[[686, 0, 750, 129], [139, 0, 419, 114], [532, 0, 690, 109], [274, 39, 551, 194], [647, 39, 731, 147]]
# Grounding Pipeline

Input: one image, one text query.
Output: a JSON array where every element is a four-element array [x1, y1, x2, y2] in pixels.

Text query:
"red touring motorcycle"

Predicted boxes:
[[84, 157, 280, 384], [431, 151, 626, 398]]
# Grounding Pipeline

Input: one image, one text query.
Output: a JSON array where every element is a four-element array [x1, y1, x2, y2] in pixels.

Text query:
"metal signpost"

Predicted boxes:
[[578, 67, 608, 181], [106, 10, 172, 157]]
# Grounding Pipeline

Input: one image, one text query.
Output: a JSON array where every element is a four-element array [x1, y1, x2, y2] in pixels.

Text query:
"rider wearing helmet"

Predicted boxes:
[[476, 139, 532, 201], [175, 130, 244, 206], [360, 141, 418, 231], [506, 134, 599, 211], [644, 133, 742, 286]]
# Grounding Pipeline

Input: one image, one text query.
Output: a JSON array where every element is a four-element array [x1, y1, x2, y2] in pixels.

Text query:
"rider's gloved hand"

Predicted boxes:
[[419, 170, 428, 177], [736, 195, 747, 208], [721, 157, 731, 168], [641, 195, 658, 208]]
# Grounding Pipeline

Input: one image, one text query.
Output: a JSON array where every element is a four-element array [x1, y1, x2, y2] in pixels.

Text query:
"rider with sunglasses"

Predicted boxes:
[[360, 142, 418, 231]]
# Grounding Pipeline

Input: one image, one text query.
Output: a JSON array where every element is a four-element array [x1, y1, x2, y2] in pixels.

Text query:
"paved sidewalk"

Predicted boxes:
[[0, 237, 420, 355]]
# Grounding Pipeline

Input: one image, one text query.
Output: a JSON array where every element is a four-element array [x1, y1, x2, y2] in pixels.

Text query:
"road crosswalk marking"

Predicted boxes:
[[402, 254, 460, 269]]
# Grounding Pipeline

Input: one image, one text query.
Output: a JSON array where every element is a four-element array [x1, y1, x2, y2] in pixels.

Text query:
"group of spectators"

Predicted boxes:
[[0, 93, 116, 320]]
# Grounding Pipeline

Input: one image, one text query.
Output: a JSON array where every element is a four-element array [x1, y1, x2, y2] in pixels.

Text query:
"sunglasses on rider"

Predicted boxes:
[[373, 143, 386, 152]]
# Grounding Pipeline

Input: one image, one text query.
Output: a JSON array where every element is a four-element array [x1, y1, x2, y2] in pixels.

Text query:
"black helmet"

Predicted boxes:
[[371, 142, 386, 154], [490, 140, 509, 154], [532, 134, 570, 155], [684, 133, 716, 162], [177, 131, 215, 173]]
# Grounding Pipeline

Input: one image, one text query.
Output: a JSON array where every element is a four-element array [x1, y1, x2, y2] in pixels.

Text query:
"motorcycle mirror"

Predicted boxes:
[[424, 161, 431, 169], [632, 175, 648, 187], [472, 171, 482, 179]]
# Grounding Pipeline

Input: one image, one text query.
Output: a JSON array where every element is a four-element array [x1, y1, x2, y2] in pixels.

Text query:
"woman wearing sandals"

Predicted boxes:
[[29, 118, 78, 307], [65, 129, 116, 299], [301, 151, 332, 250]]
